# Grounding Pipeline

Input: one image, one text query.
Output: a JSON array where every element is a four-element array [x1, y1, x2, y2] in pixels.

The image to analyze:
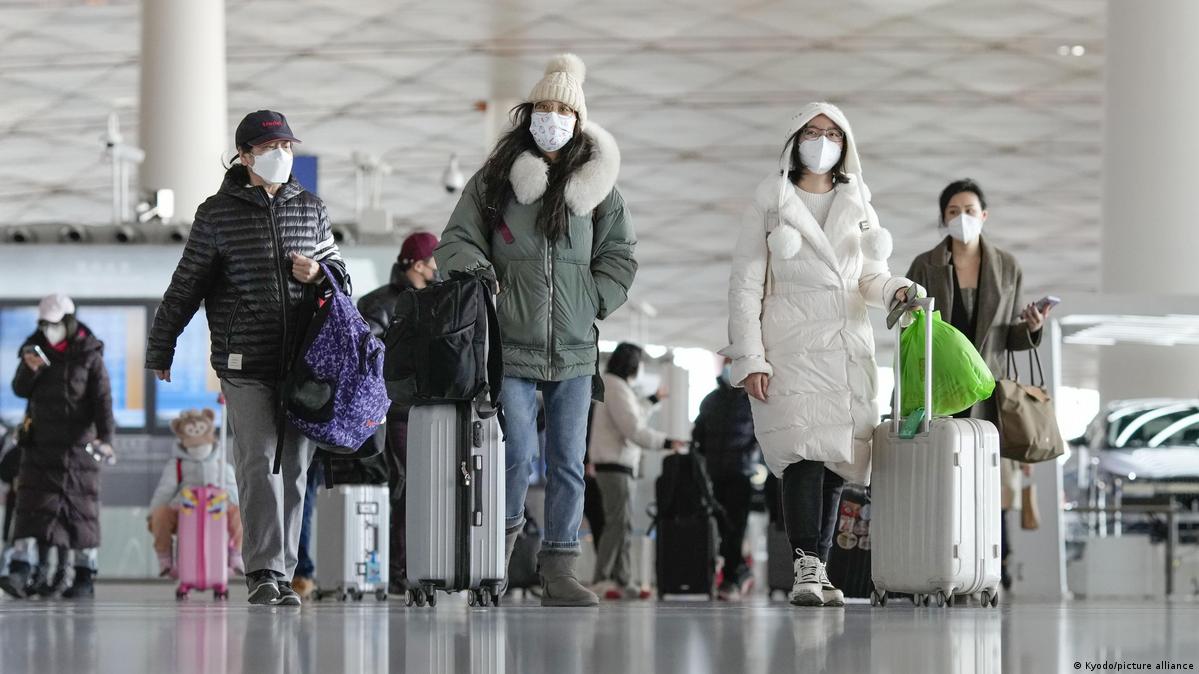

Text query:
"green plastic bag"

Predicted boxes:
[[899, 310, 995, 417]]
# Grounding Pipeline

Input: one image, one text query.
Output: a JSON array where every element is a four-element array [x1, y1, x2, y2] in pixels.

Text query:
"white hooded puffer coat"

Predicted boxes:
[[723, 102, 915, 485]]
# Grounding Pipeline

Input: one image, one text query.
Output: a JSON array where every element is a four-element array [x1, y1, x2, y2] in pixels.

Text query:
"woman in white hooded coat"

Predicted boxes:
[[724, 102, 921, 607]]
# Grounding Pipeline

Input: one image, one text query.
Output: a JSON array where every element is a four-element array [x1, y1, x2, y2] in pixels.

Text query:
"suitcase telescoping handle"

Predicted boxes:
[[891, 296, 935, 435]]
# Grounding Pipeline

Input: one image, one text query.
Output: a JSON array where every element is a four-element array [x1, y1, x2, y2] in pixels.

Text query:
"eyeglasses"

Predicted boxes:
[[799, 127, 845, 143]]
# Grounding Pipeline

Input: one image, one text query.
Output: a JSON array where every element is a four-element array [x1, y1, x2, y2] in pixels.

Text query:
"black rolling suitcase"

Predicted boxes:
[[826, 485, 873, 599], [650, 452, 721, 599]]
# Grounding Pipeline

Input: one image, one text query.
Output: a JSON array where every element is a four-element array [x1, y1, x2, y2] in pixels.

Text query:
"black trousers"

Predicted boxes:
[[710, 473, 753, 581], [781, 460, 845, 562]]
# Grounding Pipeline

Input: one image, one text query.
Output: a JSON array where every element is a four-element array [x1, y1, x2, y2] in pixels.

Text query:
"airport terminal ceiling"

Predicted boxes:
[[0, 0, 1103, 355]]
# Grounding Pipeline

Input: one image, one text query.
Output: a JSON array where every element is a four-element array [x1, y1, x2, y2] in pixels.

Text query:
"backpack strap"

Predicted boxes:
[[176, 458, 182, 485], [482, 282, 504, 412]]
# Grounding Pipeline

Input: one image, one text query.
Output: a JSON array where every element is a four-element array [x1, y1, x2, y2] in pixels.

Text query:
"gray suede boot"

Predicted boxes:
[[538, 550, 599, 607]]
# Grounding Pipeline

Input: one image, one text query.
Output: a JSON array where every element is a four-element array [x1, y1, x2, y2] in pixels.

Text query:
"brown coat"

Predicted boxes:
[[906, 236, 1040, 508]]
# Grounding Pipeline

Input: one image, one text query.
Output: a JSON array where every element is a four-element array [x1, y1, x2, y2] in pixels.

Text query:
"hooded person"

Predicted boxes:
[[436, 53, 637, 607], [722, 102, 922, 608], [2, 295, 115, 600], [147, 409, 243, 578]]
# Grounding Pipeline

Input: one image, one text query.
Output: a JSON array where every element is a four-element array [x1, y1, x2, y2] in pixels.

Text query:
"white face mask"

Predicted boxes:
[[42, 323, 67, 345], [530, 112, 576, 153], [249, 147, 293, 185], [946, 213, 984, 243], [798, 137, 843, 175], [186, 443, 214, 461]]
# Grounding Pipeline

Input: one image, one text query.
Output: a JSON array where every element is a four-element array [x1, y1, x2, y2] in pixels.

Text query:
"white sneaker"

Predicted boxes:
[[789, 551, 824, 606], [819, 563, 845, 607]]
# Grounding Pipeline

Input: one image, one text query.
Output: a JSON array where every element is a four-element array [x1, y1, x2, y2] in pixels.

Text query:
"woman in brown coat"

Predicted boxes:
[[904, 179, 1054, 591]]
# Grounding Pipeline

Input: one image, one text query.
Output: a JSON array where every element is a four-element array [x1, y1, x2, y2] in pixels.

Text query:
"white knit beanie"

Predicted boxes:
[[527, 53, 588, 130]]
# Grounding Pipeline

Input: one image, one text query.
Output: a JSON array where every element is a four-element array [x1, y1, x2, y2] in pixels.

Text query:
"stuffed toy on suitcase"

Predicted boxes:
[[147, 403, 241, 600]]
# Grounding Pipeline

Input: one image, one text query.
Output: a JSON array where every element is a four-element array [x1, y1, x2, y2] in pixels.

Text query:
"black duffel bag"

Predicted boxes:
[[383, 272, 503, 408]]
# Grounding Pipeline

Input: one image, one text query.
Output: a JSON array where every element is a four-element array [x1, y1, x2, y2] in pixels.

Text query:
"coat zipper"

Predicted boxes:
[[264, 193, 289, 379], [545, 234, 555, 376]]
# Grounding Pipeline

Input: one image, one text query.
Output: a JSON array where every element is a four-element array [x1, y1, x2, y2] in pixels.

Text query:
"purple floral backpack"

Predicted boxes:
[[284, 263, 390, 459]]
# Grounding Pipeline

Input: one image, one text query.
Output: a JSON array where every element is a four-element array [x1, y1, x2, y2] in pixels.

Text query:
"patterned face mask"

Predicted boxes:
[[530, 111, 576, 153]]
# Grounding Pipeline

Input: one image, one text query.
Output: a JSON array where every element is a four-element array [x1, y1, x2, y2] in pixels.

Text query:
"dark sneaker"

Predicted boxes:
[[246, 570, 281, 605], [274, 581, 302, 606], [62, 568, 95, 600]]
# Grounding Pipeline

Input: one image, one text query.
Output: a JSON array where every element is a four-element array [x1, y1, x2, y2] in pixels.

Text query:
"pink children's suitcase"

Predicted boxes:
[[175, 396, 232, 601]]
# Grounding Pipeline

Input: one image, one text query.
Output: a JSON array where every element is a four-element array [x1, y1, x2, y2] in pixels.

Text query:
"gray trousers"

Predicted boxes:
[[593, 471, 634, 587], [221, 377, 315, 578]]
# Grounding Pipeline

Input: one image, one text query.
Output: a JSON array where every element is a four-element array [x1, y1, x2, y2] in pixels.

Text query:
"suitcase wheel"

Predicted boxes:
[[981, 589, 999, 608], [375, 589, 388, 602], [934, 591, 949, 608], [175, 588, 189, 601], [404, 589, 417, 607], [214, 588, 229, 601], [426, 588, 437, 608], [869, 590, 888, 607]]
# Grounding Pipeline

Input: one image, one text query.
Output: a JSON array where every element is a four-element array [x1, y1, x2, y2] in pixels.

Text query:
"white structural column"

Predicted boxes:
[[1101, 0, 1199, 401], [139, 0, 228, 223]]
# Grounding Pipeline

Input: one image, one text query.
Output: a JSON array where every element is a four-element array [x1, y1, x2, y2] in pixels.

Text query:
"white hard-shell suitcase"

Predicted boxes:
[[406, 401, 505, 607], [314, 484, 390, 601], [870, 296, 1002, 608]]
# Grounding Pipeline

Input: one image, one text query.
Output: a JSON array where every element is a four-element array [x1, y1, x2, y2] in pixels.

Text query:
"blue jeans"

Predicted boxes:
[[501, 376, 592, 551], [295, 459, 323, 578]]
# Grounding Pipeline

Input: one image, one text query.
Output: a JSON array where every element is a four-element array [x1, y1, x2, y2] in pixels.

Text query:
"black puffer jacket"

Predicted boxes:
[[11, 324, 114, 548], [691, 377, 759, 479], [356, 263, 414, 339], [146, 166, 350, 380]]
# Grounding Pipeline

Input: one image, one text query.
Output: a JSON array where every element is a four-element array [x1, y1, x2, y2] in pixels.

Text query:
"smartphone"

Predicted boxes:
[[22, 345, 50, 367], [1034, 296, 1061, 313]]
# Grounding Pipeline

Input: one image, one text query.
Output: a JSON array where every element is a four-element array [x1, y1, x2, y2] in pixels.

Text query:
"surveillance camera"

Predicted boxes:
[[442, 153, 465, 194]]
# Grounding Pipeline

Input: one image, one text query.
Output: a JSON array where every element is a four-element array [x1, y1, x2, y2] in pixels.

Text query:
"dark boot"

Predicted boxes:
[[538, 550, 598, 607], [0, 561, 32, 599], [62, 567, 95, 599]]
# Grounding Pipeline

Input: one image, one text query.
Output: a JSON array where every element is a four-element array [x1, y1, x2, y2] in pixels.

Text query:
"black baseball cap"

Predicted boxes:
[[235, 110, 302, 149]]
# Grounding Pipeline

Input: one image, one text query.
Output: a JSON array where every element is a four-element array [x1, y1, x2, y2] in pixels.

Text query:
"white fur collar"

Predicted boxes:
[[509, 122, 621, 215]]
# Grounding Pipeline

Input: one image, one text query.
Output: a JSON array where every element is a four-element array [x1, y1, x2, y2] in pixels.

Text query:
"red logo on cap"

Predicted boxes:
[[261, 120, 283, 128]]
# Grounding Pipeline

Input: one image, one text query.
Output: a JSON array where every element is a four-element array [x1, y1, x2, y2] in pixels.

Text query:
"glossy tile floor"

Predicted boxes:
[[0, 585, 1197, 674]]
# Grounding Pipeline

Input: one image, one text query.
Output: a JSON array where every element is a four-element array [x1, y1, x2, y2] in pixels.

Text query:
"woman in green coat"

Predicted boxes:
[[436, 53, 637, 607]]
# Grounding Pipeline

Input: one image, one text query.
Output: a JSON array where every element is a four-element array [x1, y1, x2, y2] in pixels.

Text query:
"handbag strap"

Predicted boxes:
[[1028, 348, 1046, 388]]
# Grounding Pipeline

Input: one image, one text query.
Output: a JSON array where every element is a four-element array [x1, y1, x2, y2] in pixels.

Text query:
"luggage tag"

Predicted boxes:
[[899, 407, 926, 439]]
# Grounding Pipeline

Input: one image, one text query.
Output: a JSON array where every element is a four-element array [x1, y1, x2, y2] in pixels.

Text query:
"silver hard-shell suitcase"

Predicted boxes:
[[406, 401, 505, 607], [870, 296, 1002, 608], [314, 484, 390, 601]]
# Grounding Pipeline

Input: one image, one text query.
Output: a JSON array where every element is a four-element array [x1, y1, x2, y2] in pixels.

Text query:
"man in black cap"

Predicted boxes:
[[146, 110, 350, 606]]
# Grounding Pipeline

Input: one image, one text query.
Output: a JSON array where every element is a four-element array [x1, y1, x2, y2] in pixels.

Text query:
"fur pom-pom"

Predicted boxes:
[[860, 226, 893, 261], [546, 53, 586, 83], [768, 225, 804, 260]]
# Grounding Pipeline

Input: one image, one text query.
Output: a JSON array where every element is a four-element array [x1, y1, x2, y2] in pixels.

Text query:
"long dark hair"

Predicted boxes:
[[782, 128, 850, 186], [606, 342, 644, 381], [480, 103, 594, 242]]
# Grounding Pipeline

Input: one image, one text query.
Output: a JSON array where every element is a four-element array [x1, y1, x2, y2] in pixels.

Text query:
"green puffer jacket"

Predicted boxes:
[[436, 123, 637, 383]]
